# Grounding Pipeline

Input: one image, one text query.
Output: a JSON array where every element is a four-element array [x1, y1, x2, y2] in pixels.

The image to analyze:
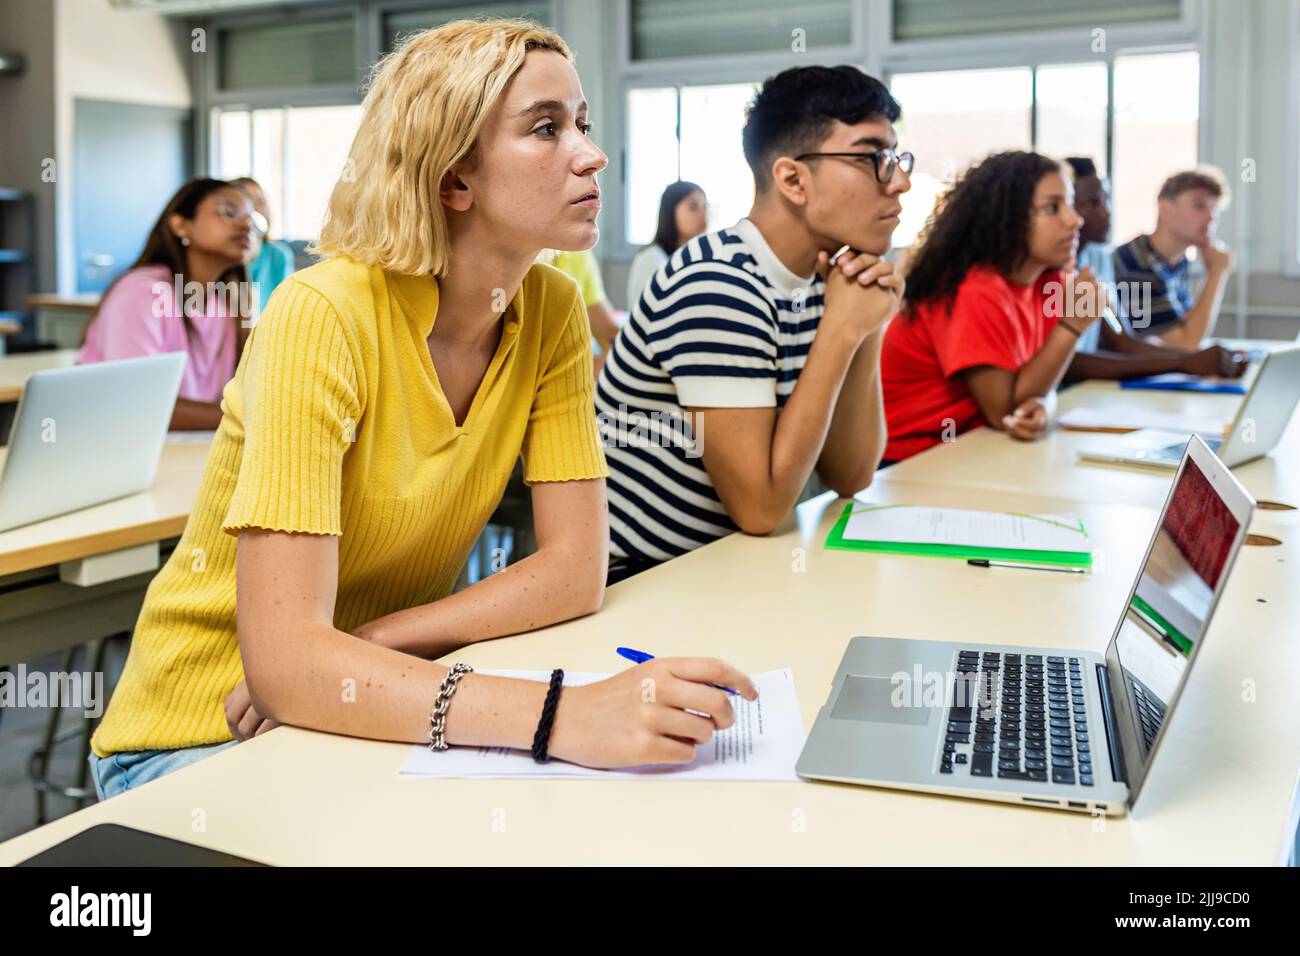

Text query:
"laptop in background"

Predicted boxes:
[[0, 352, 185, 533], [1078, 344, 1300, 470]]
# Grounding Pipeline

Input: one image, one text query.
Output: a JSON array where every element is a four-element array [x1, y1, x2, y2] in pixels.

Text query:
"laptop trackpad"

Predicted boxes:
[[830, 675, 932, 726]]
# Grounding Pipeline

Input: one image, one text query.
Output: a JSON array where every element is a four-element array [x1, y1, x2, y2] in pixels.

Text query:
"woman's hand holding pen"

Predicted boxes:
[[548, 657, 758, 769]]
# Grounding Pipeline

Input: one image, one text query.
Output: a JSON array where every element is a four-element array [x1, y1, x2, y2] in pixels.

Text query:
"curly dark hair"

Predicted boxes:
[[903, 151, 1065, 315]]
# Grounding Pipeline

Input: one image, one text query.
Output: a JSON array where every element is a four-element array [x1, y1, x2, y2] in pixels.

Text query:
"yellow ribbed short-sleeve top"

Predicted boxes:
[[92, 256, 606, 756]]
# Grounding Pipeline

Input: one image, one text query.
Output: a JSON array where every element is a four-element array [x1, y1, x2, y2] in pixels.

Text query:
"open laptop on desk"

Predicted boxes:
[[797, 435, 1253, 816], [0, 353, 185, 532], [1077, 344, 1300, 470]]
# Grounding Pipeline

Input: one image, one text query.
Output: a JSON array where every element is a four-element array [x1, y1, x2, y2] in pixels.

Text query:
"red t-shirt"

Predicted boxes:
[[881, 266, 1062, 461]]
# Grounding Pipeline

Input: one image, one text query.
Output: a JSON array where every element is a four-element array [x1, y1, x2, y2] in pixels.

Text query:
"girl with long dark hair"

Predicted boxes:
[[625, 180, 707, 310], [77, 178, 258, 429]]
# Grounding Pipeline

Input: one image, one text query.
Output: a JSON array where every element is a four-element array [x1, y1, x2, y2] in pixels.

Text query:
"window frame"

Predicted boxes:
[[1285, 0, 1300, 278], [883, 44, 1202, 245], [196, 1, 559, 213], [610, 0, 1205, 263], [364, 0, 558, 59], [870, 0, 1204, 63], [609, 0, 865, 260]]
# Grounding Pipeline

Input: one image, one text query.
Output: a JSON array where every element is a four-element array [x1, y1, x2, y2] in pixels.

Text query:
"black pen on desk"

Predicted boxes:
[[967, 559, 1087, 575]]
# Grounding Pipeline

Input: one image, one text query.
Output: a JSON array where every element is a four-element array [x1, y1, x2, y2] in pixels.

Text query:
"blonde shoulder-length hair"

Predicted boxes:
[[312, 18, 571, 277]]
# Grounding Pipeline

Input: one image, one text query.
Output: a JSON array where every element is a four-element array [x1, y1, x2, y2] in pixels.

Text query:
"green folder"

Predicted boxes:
[[825, 503, 1093, 568]]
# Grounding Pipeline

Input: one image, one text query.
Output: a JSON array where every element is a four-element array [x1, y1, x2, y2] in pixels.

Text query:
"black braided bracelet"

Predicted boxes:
[[531, 668, 565, 763]]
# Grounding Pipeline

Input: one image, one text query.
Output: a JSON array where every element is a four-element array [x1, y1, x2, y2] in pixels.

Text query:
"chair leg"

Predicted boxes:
[[31, 647, 79, 825], [73, 636, 113, 807], [28, 631, 128, 822]]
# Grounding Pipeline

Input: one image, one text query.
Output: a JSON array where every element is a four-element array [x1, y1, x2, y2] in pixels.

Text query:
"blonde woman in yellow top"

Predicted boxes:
[[90, 19, 756, 798]]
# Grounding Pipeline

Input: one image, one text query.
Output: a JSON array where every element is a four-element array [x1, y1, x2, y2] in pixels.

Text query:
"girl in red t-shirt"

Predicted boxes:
[[881, 151, 1104, 461]]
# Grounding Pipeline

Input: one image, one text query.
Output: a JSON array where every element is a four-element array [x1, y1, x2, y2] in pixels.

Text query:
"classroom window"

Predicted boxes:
[[1034, 62, 1109, 179], [888, 50, 1197, 248], [890, 0, 1182, 42], [217, 18, 357, 91], [1111, 50, 1200, 243], [889, 67, 1033, 247], [213, 104, 363, 242], [630, 0, 852, 61], [383, 2, 550, 51], [624, 82, 758, 246]]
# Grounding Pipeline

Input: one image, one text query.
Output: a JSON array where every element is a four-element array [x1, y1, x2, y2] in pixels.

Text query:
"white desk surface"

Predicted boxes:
[[1, 477, 1295, 866], [0, 349, 79, 403], [0, 439, 211, 576], [880, 380, 1300, 523]]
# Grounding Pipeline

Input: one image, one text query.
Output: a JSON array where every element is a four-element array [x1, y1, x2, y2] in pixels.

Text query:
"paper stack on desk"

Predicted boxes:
[[826, 503, 1092, 568], [400, 667, 804, 781], [1058, 407, 1228, 435]]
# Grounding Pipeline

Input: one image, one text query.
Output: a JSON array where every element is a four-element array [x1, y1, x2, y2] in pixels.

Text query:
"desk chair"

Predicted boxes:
[[27, 631, 127, 823], [457, 461, 534, 589]]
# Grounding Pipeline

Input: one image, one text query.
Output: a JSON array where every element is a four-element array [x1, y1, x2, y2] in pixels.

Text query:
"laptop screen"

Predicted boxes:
[[1106, 449, 1248, 802]]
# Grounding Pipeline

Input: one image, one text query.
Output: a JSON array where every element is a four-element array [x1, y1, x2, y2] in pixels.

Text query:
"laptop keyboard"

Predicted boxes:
[[1155, 435, 1222, 460], [1128, 674, 1167, 752], [940, 651, 1095, 786]]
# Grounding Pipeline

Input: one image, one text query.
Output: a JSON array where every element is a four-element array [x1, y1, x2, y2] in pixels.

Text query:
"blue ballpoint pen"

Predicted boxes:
[[615, 646, 739, 695]]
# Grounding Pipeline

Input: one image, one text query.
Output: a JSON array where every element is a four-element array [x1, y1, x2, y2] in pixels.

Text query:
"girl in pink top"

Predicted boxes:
[[78, 178, 260, 429]]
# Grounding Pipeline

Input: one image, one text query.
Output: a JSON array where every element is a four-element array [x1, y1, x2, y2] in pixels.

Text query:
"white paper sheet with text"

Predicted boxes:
[[400, 667, 803, 781], [843, 505, 1088, 553]]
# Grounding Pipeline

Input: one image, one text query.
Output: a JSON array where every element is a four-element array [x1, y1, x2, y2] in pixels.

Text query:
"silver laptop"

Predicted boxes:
[[0, 353, 185, 532], [1078, 344, 1300, 470], [797, 436, 1253, 816]]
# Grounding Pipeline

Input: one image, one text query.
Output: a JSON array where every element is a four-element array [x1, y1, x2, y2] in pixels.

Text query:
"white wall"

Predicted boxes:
[[1200, 0, 1300, 336], [53, 0, 194, 293]]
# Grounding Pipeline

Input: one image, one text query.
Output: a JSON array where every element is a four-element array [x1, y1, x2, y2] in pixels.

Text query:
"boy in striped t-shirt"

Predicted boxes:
[[596, 65, 911, 582], [1112, 167, 1234, 351]]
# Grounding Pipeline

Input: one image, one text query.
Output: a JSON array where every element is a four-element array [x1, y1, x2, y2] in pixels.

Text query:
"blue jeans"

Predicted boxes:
[[90, 741, 238, 800]]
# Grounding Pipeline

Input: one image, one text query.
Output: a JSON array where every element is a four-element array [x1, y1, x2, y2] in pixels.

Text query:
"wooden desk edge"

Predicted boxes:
[[0, 516, 188, 577]]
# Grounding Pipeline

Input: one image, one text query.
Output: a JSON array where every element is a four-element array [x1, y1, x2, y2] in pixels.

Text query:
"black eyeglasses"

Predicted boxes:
[[793, 147, 915, 184]]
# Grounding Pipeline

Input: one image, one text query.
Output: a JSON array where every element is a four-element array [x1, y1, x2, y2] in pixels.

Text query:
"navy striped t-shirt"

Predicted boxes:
[[1112, 234, 1198, 335], [596, 218, 824, 563]]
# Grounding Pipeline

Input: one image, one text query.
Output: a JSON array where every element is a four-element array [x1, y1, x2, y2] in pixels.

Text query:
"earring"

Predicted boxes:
[[180, 236, 190, 246]]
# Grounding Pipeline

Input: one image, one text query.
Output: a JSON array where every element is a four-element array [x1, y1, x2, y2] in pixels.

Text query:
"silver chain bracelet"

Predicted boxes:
[[427, 662, 474, 751]]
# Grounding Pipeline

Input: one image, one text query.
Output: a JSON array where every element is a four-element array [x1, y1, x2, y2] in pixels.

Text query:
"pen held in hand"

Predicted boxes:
[[615, 646, 740, 695]]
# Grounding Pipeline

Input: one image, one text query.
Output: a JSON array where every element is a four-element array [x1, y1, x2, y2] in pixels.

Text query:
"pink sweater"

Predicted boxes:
[[77, 264, 238, 403]]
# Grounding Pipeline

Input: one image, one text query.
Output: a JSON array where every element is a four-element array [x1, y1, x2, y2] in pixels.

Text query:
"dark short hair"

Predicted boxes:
[[651, 180, 704, 256], [742, 65, 901, 188], [1065, 156, 1097, 181]]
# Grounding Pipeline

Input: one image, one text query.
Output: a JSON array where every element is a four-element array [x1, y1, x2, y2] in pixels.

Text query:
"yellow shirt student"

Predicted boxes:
[[549, 249, 606, 309], [93, 256, 606, 757]]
